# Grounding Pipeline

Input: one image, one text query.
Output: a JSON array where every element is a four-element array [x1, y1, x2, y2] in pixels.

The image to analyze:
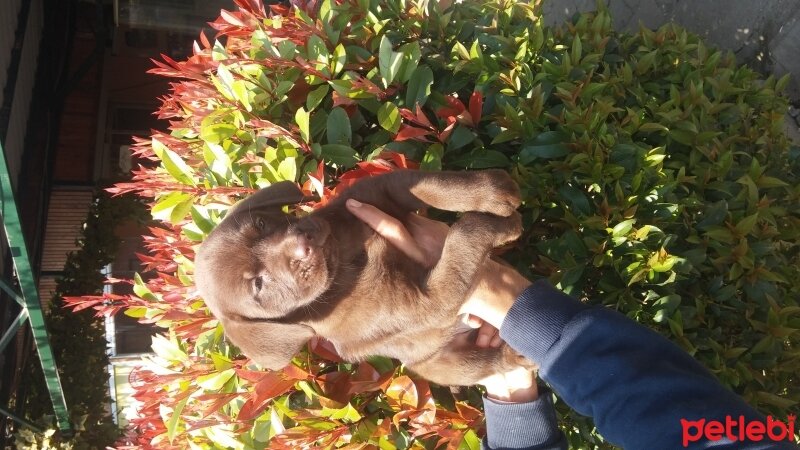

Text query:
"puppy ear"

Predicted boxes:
[[223, 318, 314, 370], [228, 181, 306, 216]]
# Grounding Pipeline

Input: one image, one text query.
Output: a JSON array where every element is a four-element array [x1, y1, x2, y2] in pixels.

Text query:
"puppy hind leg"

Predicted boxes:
[[403, 170, 521, 217], [339, 170, 521, 218], [422, 211, 522, 320]]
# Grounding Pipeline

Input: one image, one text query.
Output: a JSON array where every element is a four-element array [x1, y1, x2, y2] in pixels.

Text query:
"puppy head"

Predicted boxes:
[[194, 181, 334, 368]]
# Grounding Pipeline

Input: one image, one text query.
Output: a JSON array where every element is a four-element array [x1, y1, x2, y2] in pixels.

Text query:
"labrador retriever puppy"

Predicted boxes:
[[194, 169, 532, 386]]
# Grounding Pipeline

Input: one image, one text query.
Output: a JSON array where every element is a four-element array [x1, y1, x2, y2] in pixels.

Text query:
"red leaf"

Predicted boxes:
[[198, 393, 239, 418], [238, 372, 297, 420], [309, 337, 343, 362], [469, 91, 483, 126], [233, 0, 266, 16], [399, 105, 435, 130], [438, 116, 457, 143], [455, 401, 482, 421], [199, 30, 210, 49], [385, 375, 419, 409], [317, 371, 353, 404], [436, 95, 466, 119], [61, 296, 104, 312], [396, 125, 433, 142]]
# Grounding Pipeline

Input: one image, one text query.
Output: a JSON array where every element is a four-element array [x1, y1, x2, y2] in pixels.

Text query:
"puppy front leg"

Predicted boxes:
[[408, 337, 536, 386]]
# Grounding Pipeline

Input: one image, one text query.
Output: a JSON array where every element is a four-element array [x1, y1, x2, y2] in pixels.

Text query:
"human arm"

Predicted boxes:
[[501, 281, 798, 449]]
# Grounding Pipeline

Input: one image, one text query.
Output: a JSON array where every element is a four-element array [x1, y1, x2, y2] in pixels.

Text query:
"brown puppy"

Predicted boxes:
[[194, 169, 532, 385]]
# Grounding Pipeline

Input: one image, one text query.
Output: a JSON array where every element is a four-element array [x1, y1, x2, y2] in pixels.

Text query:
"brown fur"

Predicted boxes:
[[194, 169, 533, 385]]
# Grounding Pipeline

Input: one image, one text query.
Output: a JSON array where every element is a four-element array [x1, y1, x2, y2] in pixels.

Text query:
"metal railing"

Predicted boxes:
[[0, 139, 70, 433]]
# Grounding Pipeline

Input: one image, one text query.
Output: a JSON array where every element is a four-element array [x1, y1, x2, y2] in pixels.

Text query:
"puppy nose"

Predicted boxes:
[[293, 234, 313, 259]]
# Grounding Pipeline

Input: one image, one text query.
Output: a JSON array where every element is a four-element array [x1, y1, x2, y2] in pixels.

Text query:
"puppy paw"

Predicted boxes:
[[493, 211, 523, 247], [501, 344, 538, 372], [473, 170, 521, 217]]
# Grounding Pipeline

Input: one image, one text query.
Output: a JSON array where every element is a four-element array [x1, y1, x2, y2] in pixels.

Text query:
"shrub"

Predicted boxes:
[[68, 0, 799, 448]]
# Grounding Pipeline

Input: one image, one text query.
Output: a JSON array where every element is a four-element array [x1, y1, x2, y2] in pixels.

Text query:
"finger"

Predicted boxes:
[[405, 213, 450, 239], [465, 314, 483, 329], [404, 213, 449, 265], [489, 332, 503, 348], [346, 199, 428, 264], [475, 322, 498, 348]]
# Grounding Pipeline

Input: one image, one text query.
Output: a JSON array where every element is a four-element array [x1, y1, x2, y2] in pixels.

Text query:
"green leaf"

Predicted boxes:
[[449, 150, 510, 169], [322, 403, 362, 423], [232, 80, 252, 111], [776, 73, 790, 93], [170, 198, 194, 224], [447, 125, 475, 151], [421, 143, 443, 171], [756, 176, 788, 188], [558, 185, 591, 216], [754, 391, 797, 409], [277, 157, 298, 182], [197, 368, 236, 391], [669, 129, 695, 145], [326, 107, 352, 144], [377, 102, 401, 133], [405, 65, 434, 107], [151, 333, 188, 363], [571, 35, 582, 63], [182, 223, 205, 242], [124, 307, 148, 318], [611, 219, 636, 237], [519, 143, 569, 162], [735, 213, 758, 235], [152, 192, 193, 223], [200, 123, 237, 144], [307, 34, 328, 63], [653, 294, 681, 323], [216, 63, 235, 92], [331, 43, 346, 76], [295, 107, 311, 143], [379, 35, 403, 87], [132, 272, 158, 301], [397, 41, 421, 82], [306, 84, 330, 111], [152, 138, 197, 186], [639, 122, 669, 133], [204, 142, 233, 181], [320, 144, 358, 168], [165, 397, 189, 444]]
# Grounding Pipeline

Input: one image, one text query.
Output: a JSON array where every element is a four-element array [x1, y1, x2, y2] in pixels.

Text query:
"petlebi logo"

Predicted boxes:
[[681, 415, 797, 447]]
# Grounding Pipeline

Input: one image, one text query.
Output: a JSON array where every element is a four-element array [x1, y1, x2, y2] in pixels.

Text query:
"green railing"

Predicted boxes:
[[0, 140, 70, 433]]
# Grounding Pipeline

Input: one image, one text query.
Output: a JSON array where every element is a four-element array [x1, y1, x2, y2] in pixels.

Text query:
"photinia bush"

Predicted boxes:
[[67, 0, 799, 448]]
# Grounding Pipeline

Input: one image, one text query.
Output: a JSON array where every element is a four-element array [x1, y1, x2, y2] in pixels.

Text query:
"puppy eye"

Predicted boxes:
[[252, 276, 264, 292]]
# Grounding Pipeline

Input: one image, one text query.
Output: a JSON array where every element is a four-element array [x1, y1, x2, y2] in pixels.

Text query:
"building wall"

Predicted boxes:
[[1, 0, 43, 190]]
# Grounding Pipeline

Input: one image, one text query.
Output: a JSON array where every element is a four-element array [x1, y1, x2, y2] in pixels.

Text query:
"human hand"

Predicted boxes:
[[480, 366, 539, 403], [345, 198, 448, 268]]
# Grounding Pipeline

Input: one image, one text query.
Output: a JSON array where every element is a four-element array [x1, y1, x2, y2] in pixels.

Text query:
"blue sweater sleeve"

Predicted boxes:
[[481, 387, 567, 450], [492, 280, 798, 450]]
